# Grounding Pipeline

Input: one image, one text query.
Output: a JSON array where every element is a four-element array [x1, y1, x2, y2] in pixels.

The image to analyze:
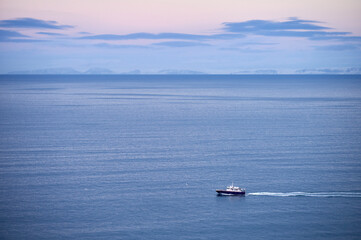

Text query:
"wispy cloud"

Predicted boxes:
[[94, 43, 149, 49], [79, 32, 245, 41], [5, 39, 47, 43], [0, 29, 47, 42], [153, 41, 211, 47], [239, 42, 278, 46], [223, 18, 330, 32], [0, 29, 28, 40], [218, 47, 274, 53], [222, 18, 357, 41], [2, 17, 361, 52], [310, 36, 361, 42], [314, 44, 361, 51], [37, 32, 65, 36], [78, 31, 91, 35], [76, 17, 361, 49], [0, 18, 73, 29], [255, 30, 349, 38]]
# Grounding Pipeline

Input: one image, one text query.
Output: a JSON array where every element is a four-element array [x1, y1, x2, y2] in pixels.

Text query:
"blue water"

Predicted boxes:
[[0, 75, 361, 239]]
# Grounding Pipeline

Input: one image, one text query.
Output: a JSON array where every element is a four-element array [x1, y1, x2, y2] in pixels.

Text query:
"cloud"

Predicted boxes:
[[222, 18, 357, 41], [3, 17, 361, 53], [218, 47, 273, 53], [0, 18, 73, 29], [152, 41, 211, 47], [240, 42, 278, 46], [78, 18, 360, 45], [81, 32, 205, 40], [5, 39, 47, 43], [256, 30, 349, 38], [94, 43, 149, 49], [0, 29, 48, 42], [0, 29, 28, 39], [94, 41, 210, 49], [78, 31, 91, 35], [310, 36, 361, 42], [314, 44, 360, 51], [79, 32, 244, 41], [37, 32, 65, 36], [223, 18, 330, 33]]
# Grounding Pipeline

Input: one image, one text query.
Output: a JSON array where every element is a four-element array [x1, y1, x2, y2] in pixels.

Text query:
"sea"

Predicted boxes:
[[0, 74, 361, 240]]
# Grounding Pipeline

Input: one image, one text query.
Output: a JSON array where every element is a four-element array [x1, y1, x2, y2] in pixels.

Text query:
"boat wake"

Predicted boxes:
[[248, 192, 361, 198]]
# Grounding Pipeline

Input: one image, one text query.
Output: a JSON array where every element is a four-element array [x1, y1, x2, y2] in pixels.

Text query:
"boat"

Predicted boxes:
[[216, 183, 246, 195]]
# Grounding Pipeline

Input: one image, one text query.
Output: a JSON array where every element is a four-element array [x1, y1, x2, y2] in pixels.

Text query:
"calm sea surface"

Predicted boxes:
[[0, 75, 361, 239]]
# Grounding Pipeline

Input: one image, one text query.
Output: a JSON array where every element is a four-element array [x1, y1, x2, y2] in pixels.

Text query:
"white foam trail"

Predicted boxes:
[[248, 192, 361, 198]]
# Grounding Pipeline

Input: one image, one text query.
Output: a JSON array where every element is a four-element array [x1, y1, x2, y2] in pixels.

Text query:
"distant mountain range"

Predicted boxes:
[[7, 67, 361, 75], [8, 68, 207, 75], [121, 69, 142, 74], [157, 69, 205, 74], [8, 67, 114, 75], [84, 68, 114, 74], [295, 68, 361, 74], [232, 69, 278, 74]]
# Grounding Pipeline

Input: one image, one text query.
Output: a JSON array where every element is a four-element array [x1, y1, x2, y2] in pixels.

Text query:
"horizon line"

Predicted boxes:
[[2, 73, 361, 76]]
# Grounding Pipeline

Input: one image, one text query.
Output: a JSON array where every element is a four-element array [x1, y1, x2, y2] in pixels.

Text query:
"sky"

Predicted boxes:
[[0, 0, 360, 74]]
